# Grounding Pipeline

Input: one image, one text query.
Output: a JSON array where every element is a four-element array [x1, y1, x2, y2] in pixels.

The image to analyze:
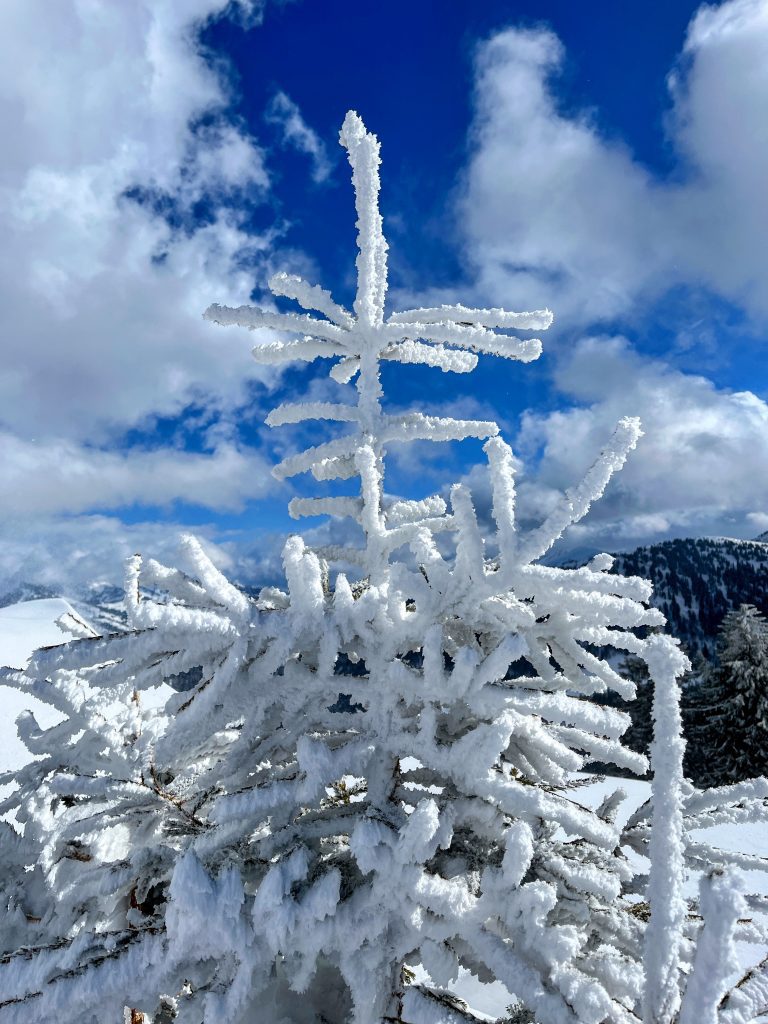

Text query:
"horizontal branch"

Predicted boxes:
[[390, 303, 553, 331], [288, 496, 363, 521], [204, 303, 349, 345], [382, 339, 477, 374], [269, 271, 354, 328], [389, 321, 543, 362], [383, 412, 498, 444], [266, 401, 360, 427], [272, 436, 359, 481]]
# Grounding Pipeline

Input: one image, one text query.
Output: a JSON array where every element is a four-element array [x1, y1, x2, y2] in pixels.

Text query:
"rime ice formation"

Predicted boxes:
[[1, 112, 767, 1024]]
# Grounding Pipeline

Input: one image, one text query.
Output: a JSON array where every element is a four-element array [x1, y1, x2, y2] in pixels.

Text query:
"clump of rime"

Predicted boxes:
[[1, 112, 767, 1024]]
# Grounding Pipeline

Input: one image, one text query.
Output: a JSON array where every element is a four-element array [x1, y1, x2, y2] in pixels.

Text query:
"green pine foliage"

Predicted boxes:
[[684, 604, 768, 786], [496, 1001, 537, 1024]]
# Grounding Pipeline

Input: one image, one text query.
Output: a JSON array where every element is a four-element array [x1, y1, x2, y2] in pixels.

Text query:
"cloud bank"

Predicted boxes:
[[0, 1, 278, 494], [514, 337, 768, 553], [456, 0, 768, 554], [462, 0, 768, 325]]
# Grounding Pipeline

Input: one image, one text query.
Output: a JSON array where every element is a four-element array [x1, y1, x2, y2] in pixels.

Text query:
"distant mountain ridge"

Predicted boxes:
[[0, 582, 128, 636], [610, 536, 768, 659], [0, 582, 59, 607]]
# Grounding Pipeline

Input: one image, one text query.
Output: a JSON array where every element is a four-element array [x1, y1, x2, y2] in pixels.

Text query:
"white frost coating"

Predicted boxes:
[[383, 412, 498, 444], [330, 355, 361, 382], [517, 417, 643, 565], [643, 634, 691, 1024], [340, 110, 388, 327], [485, 436, 518, 564], [268, 270, 354, 328], [383, 339, 478, 373], [393, 320, 543, 362], [679, 870, 746, 1024], [684, 777, 768, 815], [501, 820, 534, 888], [272, 435, 359, 481], [204, 302, 348, 344], [254, 337, 348, 364], [282, 535, 324, 616], [390, 302, 553, 331], [179, 534, 249, 619], [288, 496, 363, 521], [266, 400, 359, 426], [310, 453, 359, 481], [719, 958, 768, 1024], [451, 483, 485, 588], [4, 110, 766, 1024], [588, 552, 615, 572], [140, 558, 208, 605], [386, 495, 447, 527]]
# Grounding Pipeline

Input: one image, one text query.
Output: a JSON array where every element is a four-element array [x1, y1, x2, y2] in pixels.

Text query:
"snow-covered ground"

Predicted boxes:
[[0, 597, 92, 671], [0, 598, 88, 772], [0, 598, 171, 779]]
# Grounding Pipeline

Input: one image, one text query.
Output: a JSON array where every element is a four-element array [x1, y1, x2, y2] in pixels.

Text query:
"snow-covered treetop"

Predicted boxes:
[[204, 111, 618, 583]]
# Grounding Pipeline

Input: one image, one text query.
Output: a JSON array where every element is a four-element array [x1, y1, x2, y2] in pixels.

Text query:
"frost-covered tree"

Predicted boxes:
[[685, 605, 768, 787], [1, 112, 768, 1024]]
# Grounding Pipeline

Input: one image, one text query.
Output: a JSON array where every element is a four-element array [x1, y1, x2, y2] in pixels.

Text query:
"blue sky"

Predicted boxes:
[[1, 0, 767, 591]]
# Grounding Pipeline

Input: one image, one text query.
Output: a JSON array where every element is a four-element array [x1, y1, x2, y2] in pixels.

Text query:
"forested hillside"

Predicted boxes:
[[611, 537, 768, 658]]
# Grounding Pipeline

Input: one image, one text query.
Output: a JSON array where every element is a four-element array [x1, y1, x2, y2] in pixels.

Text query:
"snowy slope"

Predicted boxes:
[[0, 598, 93, 775], [0, 599, 173, 779], [0, 597, 94, 670], [4, 533, 767, 659]]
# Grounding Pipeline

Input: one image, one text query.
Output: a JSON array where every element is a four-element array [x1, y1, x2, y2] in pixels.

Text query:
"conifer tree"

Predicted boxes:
[[687, 605, 768, 786], [1, 112, 767, 1024]]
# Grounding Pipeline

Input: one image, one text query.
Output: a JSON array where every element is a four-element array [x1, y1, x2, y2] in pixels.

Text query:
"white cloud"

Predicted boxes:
[[2, 0, 766, 590], [746, 512, 768, 535], [0, 0, 306, 586], [265, 91, 332, 183], [512, 336, 768, 551], [0, 0, 276, 451], [669, 0, 768, 315], [0, 433, 277, 516], [453, 0, 768, 556], [0, 0, 303, 593], [0, 515, 241, 598], [461, 0, 768, 325]]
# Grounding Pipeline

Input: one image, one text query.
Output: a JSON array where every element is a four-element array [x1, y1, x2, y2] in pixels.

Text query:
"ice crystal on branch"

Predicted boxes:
[[1, 111, 767, 1024]]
